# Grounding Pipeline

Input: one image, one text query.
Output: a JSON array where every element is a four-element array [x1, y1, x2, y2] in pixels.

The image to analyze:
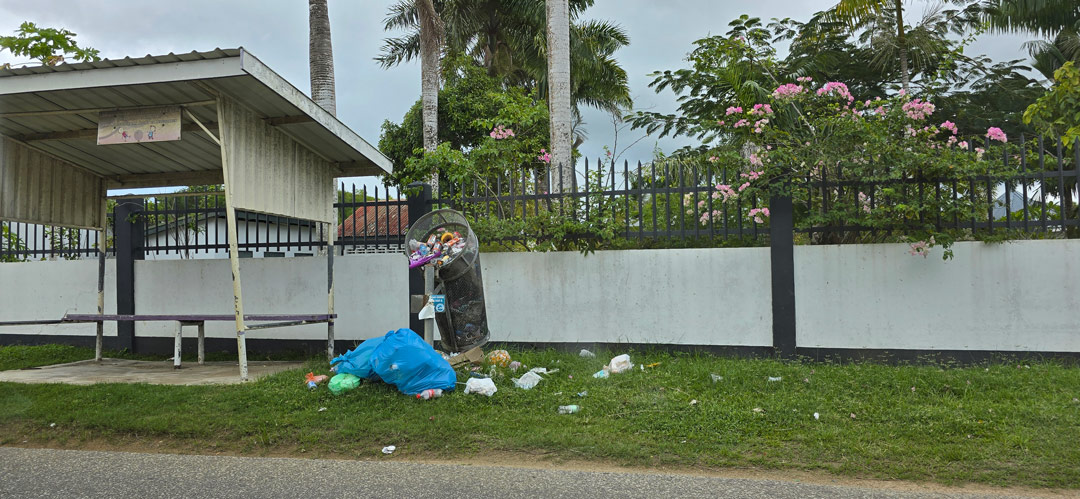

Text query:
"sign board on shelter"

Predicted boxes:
[[97, 106, 182, 145]]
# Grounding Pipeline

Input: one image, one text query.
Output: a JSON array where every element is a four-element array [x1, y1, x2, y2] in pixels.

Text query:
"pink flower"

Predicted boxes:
[[733, 119, 749, 128], [717, 120, 725, 126], [816, 82, 854, 103], [747, 154, 763, 167], [738, 182, 751, 192], [490, 125, 515, 139], [725, 106, 743, 115], [898, 89, 907, 96], [713, 184, 738, 202], [537, 148, 552, 163], [748, 207, 770, 224], [750, 103, 774, 116], [858, 192, 871, 213], [986, 127, 1007, 143], [772, 83, 804, 99], [975, 147, 985, 160], [940, 121, 958, 135], [958, 141, 968, 149], [901, 99, 935, 120], [708, 156, 719, 163]]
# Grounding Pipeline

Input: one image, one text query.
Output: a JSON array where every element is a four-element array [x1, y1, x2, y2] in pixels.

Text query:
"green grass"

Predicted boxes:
[[1, 345, 1079, 488], [0, 344, 307, 371]]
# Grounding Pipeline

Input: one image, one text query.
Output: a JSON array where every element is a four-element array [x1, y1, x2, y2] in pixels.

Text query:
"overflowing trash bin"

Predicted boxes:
[[405, 209, 489, 352]]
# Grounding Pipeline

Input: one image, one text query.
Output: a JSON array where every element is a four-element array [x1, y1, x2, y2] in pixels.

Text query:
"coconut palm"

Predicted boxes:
[[308, 0, 336, 116], [416, 0, 445, 194], [983, 0, 1080, 79], [546, 0, 573, 192]]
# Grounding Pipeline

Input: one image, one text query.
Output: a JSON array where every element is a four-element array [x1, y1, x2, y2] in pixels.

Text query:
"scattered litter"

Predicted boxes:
[[448, 346, 484, 368], [513, 371, 543, 390], [568, 375, 573, 379], [49, 423, 56, 428], [802, 378, 809, 383], [486, 349, 511, 367], [553, 392, 563, 396], [645, 362, 661, 368], [607, 354, 633, 374], [710, 374, 723, 382], [850, 413, 857, 419], [509, 361, 522, 371], [318, 407, 327, 412], [752, 407, 763, 413], [579, 349, 596, 358], [813, 412, 819, 420], [369, 329, 457, 396], [418, 299, 436, 320], [529, 367, 558, 375], [328, 373, 362, 395], [577, 391, 588, 398], [767, 376, 782, 382], [639, 364, 644, 371], [382, 445, 396, 455], [593, 369, 609, 379], [690, 399, 698, 405], [417, 388, 443, 400], [304, 372, 329, 390], [911, 386, 916, 393], [558, 405, 580, 414], [464, 377, 497, 396]]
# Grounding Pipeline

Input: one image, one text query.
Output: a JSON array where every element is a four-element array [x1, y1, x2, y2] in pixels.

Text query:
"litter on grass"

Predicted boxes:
[[767, 376, 782, 382], [710, 374, 724, 382], [513, 371, 543, 390], [382, 445, 396, 455], [607, 354, 633, 374], [579, 349, 596, 358], [813, 412, 820, 420], [464, 377, 497, 396]]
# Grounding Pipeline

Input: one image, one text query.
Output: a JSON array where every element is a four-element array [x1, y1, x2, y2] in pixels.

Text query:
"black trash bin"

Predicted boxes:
[[405, 209, 489, 352]]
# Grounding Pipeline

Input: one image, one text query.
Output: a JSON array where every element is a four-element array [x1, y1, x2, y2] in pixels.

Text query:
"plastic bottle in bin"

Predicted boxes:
[[417, 389, 443, 400]]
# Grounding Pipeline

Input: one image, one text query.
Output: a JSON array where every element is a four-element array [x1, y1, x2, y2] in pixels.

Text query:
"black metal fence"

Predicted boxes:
[[2, 135, 1077, 262]]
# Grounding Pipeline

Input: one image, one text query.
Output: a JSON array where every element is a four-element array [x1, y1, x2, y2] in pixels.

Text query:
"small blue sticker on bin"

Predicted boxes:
[[431, 295, 446, 313]]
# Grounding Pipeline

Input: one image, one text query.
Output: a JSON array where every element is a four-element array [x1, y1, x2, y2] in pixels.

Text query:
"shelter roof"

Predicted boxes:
[[0, 48, 391, 189]]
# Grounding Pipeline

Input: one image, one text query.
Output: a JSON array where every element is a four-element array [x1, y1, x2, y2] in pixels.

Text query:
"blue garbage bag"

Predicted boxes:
[[330, 336, 385, 379], [370, 328, 457, 395]]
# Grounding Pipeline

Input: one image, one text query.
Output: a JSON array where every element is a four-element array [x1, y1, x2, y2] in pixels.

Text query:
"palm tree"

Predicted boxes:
[[984, 0, 1080, 79], [829, 0, 917, 93], [377, 0, 630, 120], [308, 0, 336, 115], [416, 0, 445, 195], [546, 0, 573, 192]]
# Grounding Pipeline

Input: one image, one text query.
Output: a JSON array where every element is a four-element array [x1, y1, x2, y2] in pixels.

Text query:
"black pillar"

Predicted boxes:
[[114, 200, 144, 352], [769, 193, 796, 358], [406, 183, 432, 335]]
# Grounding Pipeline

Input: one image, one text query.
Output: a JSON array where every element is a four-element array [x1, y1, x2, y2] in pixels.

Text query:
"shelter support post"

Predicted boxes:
[[215, 98, 249, 380], [424, 267, 434, 345], [326, 222, 335, 363], [95, 190, 107, 362]]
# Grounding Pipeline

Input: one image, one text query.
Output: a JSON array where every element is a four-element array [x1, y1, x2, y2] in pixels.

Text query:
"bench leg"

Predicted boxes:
[[197, 322, 205, 365], [174, 322, 182, 369]]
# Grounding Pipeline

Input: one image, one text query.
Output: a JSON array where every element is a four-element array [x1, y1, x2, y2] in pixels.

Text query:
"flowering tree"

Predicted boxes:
[[686, 77, 1017, 258]]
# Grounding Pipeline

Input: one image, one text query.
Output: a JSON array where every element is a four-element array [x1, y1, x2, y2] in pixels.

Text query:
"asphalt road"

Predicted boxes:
[[0, 447, 1030, 498]]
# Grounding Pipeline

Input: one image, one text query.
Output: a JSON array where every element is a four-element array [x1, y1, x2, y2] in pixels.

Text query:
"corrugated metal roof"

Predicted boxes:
[[0, 48, 392, 190]]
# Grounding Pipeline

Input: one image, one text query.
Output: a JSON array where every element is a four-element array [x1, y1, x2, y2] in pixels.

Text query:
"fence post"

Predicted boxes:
[[406, 183, 432, 336], [769, 193, 796, 358], [114, 199, 144, 352]]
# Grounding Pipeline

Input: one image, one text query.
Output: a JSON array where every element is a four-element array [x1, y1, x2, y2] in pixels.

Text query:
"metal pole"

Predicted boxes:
[[95, 187, 107, 362], [215, 97, 248, 380], [326, 221, 336, 363], [424, 267, 434, 345]]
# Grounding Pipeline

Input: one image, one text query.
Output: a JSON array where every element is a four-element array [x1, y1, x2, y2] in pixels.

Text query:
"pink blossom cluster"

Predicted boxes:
[[858, 192, 871, 213], [733, 119, 749, 128], [713, 183, 738, 202], [940, 120, 958, 135], [796, 76, 813, 83], [537, 148, 552, 163], [725, 106, 743, 115], [737, 181, 751, 192], [699, 210, 724, 224], [772, 83, 804, 99], [490, 125, 516, 139], [901, 99, 935, 120], [708, 155, 719, 163], [975, 147, 985, 160], [748, 207, 770, 224], [752, 118, 769, 133], [740, 170, 764, 180], [816, 82, 854, 103], [750, 103, 773, 115], [748, 153, 763, 167], [986, 127, 1007, 143], [908, 237, 935, 257]]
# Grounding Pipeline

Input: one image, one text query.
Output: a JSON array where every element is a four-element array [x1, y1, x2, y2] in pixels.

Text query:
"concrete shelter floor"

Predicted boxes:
[[0, 358, 302, 385]]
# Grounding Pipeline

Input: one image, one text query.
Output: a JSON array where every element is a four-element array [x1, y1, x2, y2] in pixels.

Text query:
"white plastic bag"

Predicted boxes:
[[513, 371, 543, 389], [464, 377, 497, 396], [607, 354, 633, 374]]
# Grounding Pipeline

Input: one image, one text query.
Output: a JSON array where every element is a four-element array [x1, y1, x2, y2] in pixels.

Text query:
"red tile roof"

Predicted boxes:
[[338, 205, 409, 237]]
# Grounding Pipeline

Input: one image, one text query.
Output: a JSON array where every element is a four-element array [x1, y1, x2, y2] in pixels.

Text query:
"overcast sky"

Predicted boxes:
[[0, 0, 1035, 193]]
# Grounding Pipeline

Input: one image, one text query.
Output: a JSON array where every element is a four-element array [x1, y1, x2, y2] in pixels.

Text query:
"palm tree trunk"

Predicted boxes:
[[546, 0, 574, 193], [308, 0, 336, 116], [417, 0, 444, 196], [894, 0, 910, 93]]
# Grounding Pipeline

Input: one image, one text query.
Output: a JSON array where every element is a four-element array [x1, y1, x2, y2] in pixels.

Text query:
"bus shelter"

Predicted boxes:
[[0, 48, 393, 379]]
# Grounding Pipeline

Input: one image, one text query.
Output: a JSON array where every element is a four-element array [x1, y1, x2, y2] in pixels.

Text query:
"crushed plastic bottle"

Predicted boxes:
[[558, 405, 580, 414], [416, 388, 443, 400], [579, 349, 596, 358]]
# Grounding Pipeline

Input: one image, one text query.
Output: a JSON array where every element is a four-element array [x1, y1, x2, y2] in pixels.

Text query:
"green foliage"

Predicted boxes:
[[1024, 61, 1080, 147], [1, 224, 27, 262], [0, 21, 99, 67]]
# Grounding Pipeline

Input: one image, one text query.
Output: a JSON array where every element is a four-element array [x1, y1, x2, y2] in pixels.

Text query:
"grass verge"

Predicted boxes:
[[1, 345, 1078, 488]]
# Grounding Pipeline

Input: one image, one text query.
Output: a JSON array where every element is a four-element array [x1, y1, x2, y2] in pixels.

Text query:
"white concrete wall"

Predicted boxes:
[[481, 249, 774, 346], [2, 240, 1078, 353], [133, 254, 406, 341], [795, 240, 1080, 351], [0, 259, 117, 337]]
